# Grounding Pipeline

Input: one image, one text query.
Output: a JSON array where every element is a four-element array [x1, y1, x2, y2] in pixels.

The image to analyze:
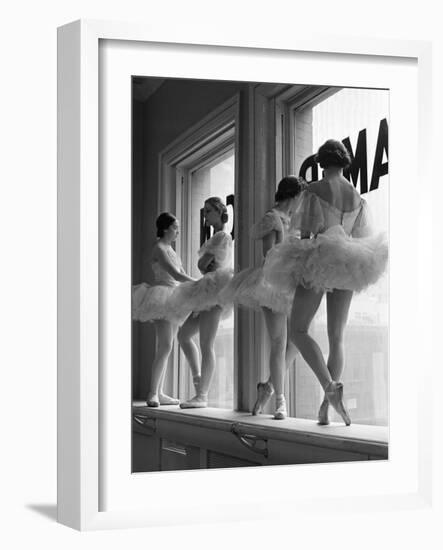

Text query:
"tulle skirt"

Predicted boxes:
[[263, 225, 388, 293], [175, 267, 234, 319], [220, 266, 293, 316], [132, 283, 192, 325]]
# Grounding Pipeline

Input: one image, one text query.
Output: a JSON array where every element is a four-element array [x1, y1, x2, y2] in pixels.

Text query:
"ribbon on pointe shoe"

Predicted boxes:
[[325, 382, 351, 426], [252, 382, 274, 416], [274, 395, 287, 420]]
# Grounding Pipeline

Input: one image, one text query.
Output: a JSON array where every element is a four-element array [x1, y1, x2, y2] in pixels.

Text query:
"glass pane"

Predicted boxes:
[[179, 151, 235, 408], [293, 88, 389, 426]]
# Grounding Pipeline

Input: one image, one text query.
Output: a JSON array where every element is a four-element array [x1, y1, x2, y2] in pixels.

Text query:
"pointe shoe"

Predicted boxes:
[[158, 394, 180, 406], [252, 382, 274, 415], [274, 395, 287, 420], [325, 381, 351, 426], [317, 396, 330, 425], [179, 395, 208, 409], [146, 394, 160, 408]]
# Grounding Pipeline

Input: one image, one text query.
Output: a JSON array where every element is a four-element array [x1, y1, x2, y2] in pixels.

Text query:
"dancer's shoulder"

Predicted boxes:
[[152, 242, 174, 262], [202, 231, 231, 254], [251, 209, 282, 239], [210, 230, 231, 245]]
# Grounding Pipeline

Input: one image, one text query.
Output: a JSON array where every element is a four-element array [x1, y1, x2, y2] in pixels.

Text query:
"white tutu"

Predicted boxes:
[[262, 234, 312, 293], [175, 267, 234, 317], [220, 266, 293, 315], [132, 283, 192, 325], [264, 225, 388, 293]]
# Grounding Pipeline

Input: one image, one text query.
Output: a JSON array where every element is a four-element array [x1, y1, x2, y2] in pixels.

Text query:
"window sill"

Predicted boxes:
[[133, 402, 388, 460]]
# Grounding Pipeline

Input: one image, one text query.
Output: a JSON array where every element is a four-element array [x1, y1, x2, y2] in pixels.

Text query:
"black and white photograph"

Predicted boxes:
[[131, 76, 389, 471], [3, 0, 439, 542]]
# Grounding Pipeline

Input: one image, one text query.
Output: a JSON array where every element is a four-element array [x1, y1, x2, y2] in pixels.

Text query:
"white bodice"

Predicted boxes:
[[290, 185, 373, 238], [198, 231, 233, 269], [151, 246, 183, 287]]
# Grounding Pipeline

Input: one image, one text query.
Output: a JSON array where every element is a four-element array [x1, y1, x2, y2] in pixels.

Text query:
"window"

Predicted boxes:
[[157, 94, 239, 409], [155, 84, 388, 426], [288, 87, 389, 426], [178, 150, 235, 408]]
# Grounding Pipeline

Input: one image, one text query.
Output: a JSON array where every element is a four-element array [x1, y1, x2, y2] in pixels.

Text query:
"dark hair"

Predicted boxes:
[[315, 139, 352, 169], [156, 212, 177, 238], [205, 196, 228, 224], [275, 175, 306, 202]]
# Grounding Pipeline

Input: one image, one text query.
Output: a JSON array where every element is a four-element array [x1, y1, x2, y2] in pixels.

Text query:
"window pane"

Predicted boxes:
[[293, 88, 389, 426], [179, 151, 235, 408]]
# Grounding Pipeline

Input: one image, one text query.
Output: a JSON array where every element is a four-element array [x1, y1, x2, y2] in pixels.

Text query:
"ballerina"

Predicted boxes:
[[177, 197, 233, 409], [264, 139, 388, 425], [221, 176, 305, 419], [132, 212, 197, 408]]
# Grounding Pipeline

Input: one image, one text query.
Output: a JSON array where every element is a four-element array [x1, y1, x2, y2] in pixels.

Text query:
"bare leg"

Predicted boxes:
[[262, 308, 287, 396], [273, 332, 299, 420], [285, 328, 298, 370], [177, 314, 201, 384], [253, 312, 298, 416], [198, 306, 222, 396], [155, 323, 180, 405], [271, 322, 298, 379], [158, 361, 168, 394], [158, 322, 178, 392], [180, 306, 222, 408], [317, 289, 353, 423], [289, 285, 330, 389], [147, 320, 176, 406], [289, 286, 352, 425], [326, 289, 353, 380]]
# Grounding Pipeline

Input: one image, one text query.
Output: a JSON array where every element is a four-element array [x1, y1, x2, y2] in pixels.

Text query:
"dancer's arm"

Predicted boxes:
[[351, 198, 373, 238], [155, 247, 196, 282], [198, 231, 229, 273], [262, 231, 277, 257], [290, 190, 324, 238], [254, 211, 283, 257], [198, 252, 215, 274]]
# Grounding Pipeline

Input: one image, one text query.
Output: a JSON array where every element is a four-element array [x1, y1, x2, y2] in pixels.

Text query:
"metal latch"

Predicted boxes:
[[133, 415, 157, 435], [231, 423, 268, 457]]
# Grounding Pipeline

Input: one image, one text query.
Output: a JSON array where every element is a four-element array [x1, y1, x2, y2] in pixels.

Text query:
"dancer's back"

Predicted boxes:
[[292, 178, 371, 237]]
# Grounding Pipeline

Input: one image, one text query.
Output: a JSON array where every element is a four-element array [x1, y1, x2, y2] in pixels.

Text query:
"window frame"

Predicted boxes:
[[275, 85, 341, 178]]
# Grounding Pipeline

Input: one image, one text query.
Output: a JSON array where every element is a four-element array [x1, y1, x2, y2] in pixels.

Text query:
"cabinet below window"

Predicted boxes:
[[132, 405, 388, 472]]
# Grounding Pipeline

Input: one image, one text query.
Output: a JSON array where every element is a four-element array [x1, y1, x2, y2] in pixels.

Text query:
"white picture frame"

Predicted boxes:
[[57, 19, 434, 531]]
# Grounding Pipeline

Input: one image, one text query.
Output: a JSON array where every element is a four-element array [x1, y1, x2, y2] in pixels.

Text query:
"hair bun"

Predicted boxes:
[[275, 175, 305, 202], [156, 212, 176, 238], [315, 139, 351, 169]]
